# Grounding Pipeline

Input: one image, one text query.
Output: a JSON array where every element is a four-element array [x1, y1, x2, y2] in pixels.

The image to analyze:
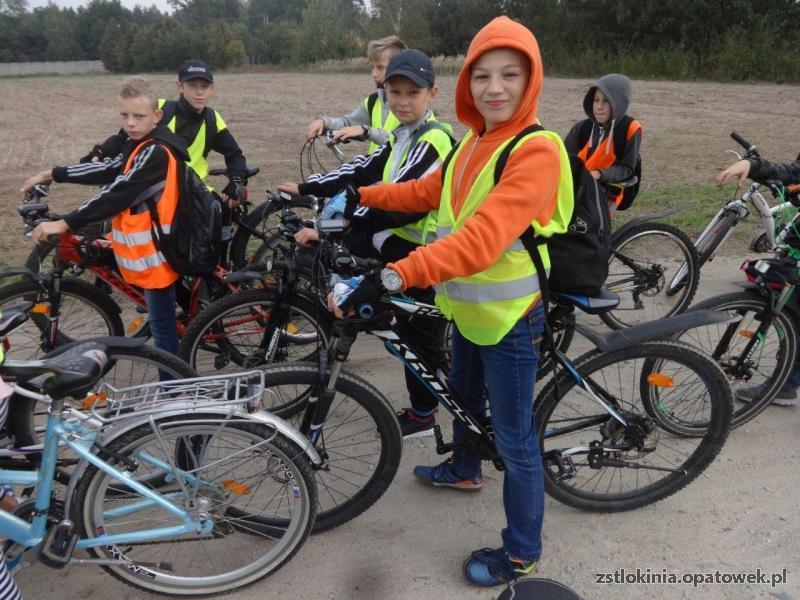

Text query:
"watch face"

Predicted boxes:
[[383, 270, 401, 291]]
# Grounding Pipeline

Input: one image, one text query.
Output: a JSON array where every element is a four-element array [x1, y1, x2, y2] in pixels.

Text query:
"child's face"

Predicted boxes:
[[370, 50, 392, 85], [469, 48, 530, 131], [384, 76, 437, 126], [177, 78, 214, 112], [118, 96, 162, 141], [592, 90, 612, 125]]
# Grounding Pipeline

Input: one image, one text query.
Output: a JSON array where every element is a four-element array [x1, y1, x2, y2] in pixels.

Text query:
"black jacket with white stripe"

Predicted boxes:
[[53, 125, 189, 232], [297, 114, 445, 233]]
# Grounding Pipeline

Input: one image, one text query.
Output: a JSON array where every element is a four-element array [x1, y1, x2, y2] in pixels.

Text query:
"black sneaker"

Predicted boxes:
[[735, 384, 799, 407], [397, 408, 436, 439]]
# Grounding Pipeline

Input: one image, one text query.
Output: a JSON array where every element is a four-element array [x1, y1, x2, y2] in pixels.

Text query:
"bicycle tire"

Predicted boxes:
[[602, 222, 699, 330], [178, 287, 332, 377], [72, 415, 316, 596], [675, 292, 799, 428], [229, 197, 316, 269], [535, 340, 731, 512], [0, 277, 123, 358], [260, 362, 402, 532]]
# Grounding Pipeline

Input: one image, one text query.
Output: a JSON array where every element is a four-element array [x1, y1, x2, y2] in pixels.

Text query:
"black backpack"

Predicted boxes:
[[147, 149, 222, 276], [576, 115, 641, 210], [440, 125, 610, 298]]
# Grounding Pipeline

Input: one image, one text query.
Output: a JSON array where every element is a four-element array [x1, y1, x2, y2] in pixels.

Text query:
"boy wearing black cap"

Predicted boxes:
[[278, 49, 455, 438], [82, 59, 247, 207]]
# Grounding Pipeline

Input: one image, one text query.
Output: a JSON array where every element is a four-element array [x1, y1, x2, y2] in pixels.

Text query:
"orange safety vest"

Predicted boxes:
[[111, 139, 180, 289], [577, 118, 642, 207]]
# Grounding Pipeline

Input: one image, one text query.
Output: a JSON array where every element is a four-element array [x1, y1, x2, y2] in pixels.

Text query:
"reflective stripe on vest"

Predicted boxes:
[[577, 118, 642, 207], [434, 128, 573, 346], [112, 139, 180, 289], [365, 93, 401, 154], [385, 120, 453, 245]]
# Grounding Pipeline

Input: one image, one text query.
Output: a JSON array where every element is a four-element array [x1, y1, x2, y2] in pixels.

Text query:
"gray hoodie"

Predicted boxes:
[[564, 73, 641, 185]]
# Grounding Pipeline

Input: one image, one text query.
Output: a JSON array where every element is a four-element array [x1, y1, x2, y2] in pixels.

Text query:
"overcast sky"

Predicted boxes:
[[26, 0, 173, 12]]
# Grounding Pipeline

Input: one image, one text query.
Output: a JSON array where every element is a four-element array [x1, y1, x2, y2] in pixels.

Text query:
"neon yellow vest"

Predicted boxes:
[[433, 129, 574, 345], [158, 98, 227, 183], [364, 92, 401, 154], [383, 119, 453, 245]]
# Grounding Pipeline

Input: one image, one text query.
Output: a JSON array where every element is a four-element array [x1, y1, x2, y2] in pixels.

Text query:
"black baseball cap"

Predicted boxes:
[[178, 59, 213, 83], [384, 49, 435, 87]]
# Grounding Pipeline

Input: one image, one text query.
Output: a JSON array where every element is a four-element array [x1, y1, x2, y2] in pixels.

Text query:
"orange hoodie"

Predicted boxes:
[[357, 16, 562, 291]]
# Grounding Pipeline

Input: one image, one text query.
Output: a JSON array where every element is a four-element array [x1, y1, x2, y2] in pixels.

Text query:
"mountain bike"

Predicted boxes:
[[0, 341, 319, 596], [675, 248, 800, 428], [667, 131, 797, 296], [259, 238, 733, 519]]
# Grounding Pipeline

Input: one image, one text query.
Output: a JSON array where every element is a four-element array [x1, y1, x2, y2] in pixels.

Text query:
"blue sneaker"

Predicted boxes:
[[413, 458, 482, 490], [463, 547, 538, 587]]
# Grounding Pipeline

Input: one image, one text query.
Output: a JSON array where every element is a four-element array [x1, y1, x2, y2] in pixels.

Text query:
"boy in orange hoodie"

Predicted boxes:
[[333, 17, 573, 586]]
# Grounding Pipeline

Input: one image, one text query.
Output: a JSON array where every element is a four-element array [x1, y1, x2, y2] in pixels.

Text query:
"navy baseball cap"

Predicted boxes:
[[178, 59, 213, 83], [384, 49, 435, 87]]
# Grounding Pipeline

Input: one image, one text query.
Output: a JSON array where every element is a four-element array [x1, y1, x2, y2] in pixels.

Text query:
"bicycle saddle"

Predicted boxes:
[[3, 342, 108, 400], [0, 301, 33, 337], [552, 286, 620, 314]]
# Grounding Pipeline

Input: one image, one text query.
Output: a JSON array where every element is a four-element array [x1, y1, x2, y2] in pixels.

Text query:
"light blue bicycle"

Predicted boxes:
[[0, 340, 319, 596]]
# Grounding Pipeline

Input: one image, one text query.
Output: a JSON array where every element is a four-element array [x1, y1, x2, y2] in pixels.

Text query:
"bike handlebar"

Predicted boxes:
[[730, 131, 760, 158]]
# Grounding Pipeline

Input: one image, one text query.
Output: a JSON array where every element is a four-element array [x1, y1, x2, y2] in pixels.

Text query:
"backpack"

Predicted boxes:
[[440, 125, 610, 298], [576, 115, 641, 210], [147, 150, 222, 276]]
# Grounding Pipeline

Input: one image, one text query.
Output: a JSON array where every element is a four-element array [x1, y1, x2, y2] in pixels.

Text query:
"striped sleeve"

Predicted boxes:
[[299, 145, 389, 197], [62, 143, 169, 231], [52, 153, 124, 186]]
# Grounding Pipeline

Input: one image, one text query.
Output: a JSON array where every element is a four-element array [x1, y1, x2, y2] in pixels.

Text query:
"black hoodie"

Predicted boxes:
[[54, 125, 190, 231]]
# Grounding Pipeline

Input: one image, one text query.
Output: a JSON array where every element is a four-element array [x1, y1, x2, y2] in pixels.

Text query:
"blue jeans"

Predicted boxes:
[[448, 303, 546, 562], [144, 284, 178, 355]]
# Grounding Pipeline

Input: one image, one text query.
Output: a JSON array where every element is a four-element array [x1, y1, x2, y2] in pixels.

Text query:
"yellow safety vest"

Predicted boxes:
[[384, 119, 453, 245], [364, 92, 401, 154], [157, 98, 227, 183], [433, 129, 573, 345]]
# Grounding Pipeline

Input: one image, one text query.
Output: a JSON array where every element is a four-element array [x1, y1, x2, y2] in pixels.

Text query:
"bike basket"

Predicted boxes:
[[92, 370, 266, 423], [742, 257, 799, 290]]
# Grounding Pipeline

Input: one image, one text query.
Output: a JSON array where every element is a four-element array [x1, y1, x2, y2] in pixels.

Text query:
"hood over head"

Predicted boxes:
[[582, 73, 631, 124], [455, 16, 543, 136]]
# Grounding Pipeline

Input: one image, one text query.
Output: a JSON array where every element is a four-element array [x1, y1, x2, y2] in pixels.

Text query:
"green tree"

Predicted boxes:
[[245, 0, 306, 25], [98, 17, 135, 71], [204, 19, 245, 68], [169, 0, 242, 25], [295, 0, 361, 63], [76, 0, 136, 60]]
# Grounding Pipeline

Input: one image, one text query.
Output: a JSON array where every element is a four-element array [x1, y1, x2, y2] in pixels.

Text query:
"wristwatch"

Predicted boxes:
[[381, 268, 403, 292], [361, 124, 370, 138]]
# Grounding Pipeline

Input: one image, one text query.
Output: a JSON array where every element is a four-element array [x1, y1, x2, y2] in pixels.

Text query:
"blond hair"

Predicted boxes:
[[367, 35, 407, 62], [118, 76, 158, 110]]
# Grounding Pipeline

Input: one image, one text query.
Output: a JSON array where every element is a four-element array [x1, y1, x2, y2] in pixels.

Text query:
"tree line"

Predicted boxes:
[[2, 0, 800, 82]]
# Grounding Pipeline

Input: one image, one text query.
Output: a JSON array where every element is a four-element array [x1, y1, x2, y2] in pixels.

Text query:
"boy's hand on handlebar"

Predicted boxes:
[[305, 118, 325, 141], [293, 227, 320, 247], [716, 159, 751, 189], [20, 169, 54, 197], [276, 182, 300, 195], [31, 219, 68, 244], [333, 125, 367, 143], [221, 176, 245, 207], [330, 272, 384, 318]]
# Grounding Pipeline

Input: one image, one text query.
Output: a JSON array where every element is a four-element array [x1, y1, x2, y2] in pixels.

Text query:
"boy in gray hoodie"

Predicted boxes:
[[564, 73, 642, 212]]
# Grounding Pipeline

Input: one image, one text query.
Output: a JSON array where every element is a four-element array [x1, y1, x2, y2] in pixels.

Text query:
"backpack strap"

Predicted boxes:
[[439, 140, 461, 184], [408, 120, 456, 155], [159, 100, 178, 128], [366, 91, 379, 120], [575, 119, 594, 151], [203, 107, 218, 156], [611, 114, 634, 160], [493, 124, 544, 185]]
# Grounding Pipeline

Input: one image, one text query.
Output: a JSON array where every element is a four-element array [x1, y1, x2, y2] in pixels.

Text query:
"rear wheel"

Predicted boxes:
[[675, 292, 799, 428], [536, 341, 731, 511], [602, 222, 699, 329]]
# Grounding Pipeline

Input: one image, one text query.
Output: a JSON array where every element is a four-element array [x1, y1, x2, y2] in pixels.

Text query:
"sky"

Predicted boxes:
[[26, 0, 173, 12]]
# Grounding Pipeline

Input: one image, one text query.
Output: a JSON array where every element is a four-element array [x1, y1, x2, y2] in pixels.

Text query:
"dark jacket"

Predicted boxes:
[[56, 125, 189, 231]]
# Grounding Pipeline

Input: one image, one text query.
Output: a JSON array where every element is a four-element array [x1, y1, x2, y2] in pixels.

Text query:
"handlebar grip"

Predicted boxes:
[[730, 131, 758, 156]]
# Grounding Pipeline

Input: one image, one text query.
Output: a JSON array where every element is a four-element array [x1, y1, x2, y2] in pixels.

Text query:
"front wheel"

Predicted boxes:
[[72, 415, 316, 596], [602, 222, 699, 329], [535, 341, 731, 512], [675, 292, 799, 428], [260, 363, 402, 532]]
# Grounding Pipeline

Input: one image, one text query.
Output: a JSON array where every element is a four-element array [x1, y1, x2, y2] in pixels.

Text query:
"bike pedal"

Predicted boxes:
[[40, 520, 78, 568]]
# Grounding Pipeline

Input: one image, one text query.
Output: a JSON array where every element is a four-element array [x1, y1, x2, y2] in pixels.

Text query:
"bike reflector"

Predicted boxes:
[[223, 480, 251, 495], [30, 303, 49, 314], [738, 329, 755, 338], [126, 316, 144, 335], [81, 392, 106, 410], [646, 373, 674, 388]]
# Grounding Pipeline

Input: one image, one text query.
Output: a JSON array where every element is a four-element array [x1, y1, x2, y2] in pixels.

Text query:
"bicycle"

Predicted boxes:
[[667, 131, 797, 297], [250, 221, 734, 528], [0, 341, 319, 596], [675, 247, 800, 428]]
